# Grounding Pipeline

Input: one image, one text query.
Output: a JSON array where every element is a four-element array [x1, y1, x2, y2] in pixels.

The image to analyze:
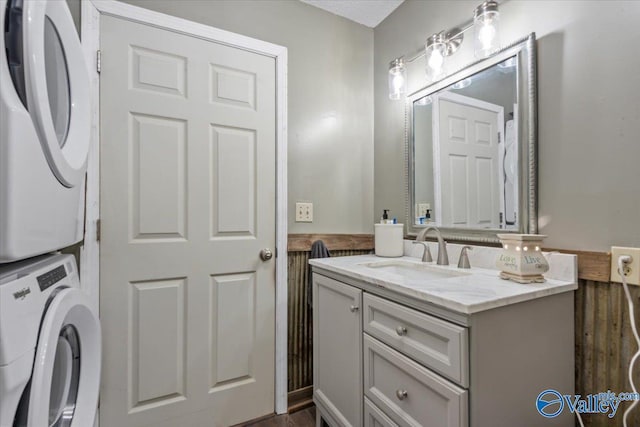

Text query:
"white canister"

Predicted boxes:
[[374, 224, 404, 257]]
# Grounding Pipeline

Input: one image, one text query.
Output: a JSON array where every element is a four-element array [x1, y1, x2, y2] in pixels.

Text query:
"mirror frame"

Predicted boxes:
[[406, 32, 537, 244]]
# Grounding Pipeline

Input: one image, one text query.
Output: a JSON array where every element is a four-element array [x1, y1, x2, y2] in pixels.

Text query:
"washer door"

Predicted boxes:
[[27, 288, 100, 427], [22, 0, 90, 188]]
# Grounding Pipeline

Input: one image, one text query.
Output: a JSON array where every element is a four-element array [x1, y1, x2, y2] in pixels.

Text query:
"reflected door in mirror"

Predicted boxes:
[[433, 92, 503, 229]]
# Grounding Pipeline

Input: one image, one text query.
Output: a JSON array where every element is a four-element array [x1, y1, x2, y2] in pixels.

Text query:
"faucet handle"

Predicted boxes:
[[457, 246, 473, 269], [412, 241, 433, 263]]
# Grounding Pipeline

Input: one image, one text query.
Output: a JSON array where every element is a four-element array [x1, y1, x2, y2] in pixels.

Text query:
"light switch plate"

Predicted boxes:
[[611, 246, 640, 286], [417, 203, 431, 218], [295, 202, 313, 222]]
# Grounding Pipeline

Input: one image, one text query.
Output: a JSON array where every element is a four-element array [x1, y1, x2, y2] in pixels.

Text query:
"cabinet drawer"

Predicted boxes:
[[364, 397, 398, 427], [364, 335, 468, 427], [363, 293, 468, 387]]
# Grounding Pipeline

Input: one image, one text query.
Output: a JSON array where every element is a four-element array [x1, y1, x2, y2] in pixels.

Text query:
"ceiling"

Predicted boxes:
[[299, 0, 405, 28]]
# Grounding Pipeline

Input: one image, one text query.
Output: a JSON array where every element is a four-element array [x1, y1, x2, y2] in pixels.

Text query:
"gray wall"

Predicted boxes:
[[77, 0, 374, 234], [375, 0, 640, 251]]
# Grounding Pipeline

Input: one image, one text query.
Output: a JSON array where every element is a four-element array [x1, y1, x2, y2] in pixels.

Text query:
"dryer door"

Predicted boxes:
[[4, 0, 28, 107], [22, 0, 90, 188], [27, 288, 100, 427]]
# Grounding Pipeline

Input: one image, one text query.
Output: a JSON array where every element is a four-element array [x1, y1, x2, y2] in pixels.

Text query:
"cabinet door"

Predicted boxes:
[[313, 273, 363, 427]]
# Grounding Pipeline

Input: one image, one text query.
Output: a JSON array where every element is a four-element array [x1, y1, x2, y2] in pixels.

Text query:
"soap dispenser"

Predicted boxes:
[[381, 209, 391, 224]]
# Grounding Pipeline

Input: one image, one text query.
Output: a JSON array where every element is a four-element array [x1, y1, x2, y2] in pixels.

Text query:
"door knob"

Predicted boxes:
[[349, 305, 359, 312], [260, 248, 273, 261]]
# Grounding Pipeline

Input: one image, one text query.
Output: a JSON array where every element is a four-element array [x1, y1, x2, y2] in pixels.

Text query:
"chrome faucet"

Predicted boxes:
[[457, 246, 473, 269], [416, 226, 449, 265], [412, 241, 433, 262]]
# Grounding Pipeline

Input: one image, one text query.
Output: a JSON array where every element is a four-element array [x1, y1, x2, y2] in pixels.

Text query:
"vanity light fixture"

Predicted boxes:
[[388, 57, 407, 100], [474, 0, 500, 58], [387, 0, 502, 100], [424, 29, 465, 83], [425, 33, 447, 82]]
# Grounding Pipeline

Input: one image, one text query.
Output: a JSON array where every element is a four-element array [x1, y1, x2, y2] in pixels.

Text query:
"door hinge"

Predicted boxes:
[[497, 132, 501, 144], [96, 50, 101, 74], [96, 219, 101, 242]]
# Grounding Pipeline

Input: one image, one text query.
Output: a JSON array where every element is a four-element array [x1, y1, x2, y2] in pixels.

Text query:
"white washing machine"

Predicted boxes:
[[1, 0, 91, 263], [0, 254, 101, 427]]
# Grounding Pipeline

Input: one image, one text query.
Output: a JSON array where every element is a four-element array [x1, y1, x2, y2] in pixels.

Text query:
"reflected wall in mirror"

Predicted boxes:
[[407, 33, 537, 243]]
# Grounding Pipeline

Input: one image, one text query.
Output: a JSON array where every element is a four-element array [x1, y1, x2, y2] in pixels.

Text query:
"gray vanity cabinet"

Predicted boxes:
[[312, 272, 466, 427], [313, 273, 363, 427], [312, 268, 575, 427]]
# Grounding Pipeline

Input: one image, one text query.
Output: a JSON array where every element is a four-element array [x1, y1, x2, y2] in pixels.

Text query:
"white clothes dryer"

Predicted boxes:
[[0, 0, 91, 262], [0, 254, 101, 427]]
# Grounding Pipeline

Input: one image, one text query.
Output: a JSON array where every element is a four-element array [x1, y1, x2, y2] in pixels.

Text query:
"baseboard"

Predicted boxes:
[[288, 385, 313, 413]]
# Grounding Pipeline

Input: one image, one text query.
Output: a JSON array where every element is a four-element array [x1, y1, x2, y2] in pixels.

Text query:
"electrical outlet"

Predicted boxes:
[[295, 202, 313, 222], [417, 203, 431, 217], [611, 246, 640, 286]]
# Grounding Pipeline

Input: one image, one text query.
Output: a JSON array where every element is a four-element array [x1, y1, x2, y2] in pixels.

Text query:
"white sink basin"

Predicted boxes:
[[359, 260, 471, 281]]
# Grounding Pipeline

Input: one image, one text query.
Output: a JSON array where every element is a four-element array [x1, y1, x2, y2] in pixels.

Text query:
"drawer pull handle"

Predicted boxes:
[[349, 305, 359, 312], [396, 389, 408, 400], [396, 326, 408, 336]]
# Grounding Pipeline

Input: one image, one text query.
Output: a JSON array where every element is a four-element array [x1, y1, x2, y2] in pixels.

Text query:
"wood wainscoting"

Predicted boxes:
[[286, 234, 640, 424], [576, 279, 640, 426], [287, 234, 373, 395]]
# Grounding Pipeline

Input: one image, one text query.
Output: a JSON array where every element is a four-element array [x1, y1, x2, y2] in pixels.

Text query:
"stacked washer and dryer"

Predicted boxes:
[[0, 0, 101, 426]]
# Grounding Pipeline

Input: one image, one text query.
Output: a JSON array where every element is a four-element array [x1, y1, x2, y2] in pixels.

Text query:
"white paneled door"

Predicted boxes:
[[99, 14, 276, 427], [433, 92, 503, 229]]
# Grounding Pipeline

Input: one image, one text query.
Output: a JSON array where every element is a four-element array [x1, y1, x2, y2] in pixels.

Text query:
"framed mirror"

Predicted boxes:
[[406, 33, 537, 243]]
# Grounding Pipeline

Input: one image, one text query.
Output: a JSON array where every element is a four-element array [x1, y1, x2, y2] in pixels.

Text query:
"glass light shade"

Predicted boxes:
[[474, 1, 500, 58], [425, 34, 446, 82], [388, 58, 407, 100]]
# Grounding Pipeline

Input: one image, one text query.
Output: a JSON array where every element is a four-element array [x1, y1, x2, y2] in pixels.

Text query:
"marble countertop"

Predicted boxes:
[[309, 245, 577, 315]]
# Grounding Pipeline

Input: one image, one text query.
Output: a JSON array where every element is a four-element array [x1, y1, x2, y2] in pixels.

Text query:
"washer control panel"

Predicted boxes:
[[37, 264, 67, 291]]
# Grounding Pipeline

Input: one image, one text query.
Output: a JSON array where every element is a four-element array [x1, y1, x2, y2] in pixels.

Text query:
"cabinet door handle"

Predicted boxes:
[[396, 389, 408, 400], [395, 326, 408, 336], [349, 305, 359, 312]]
